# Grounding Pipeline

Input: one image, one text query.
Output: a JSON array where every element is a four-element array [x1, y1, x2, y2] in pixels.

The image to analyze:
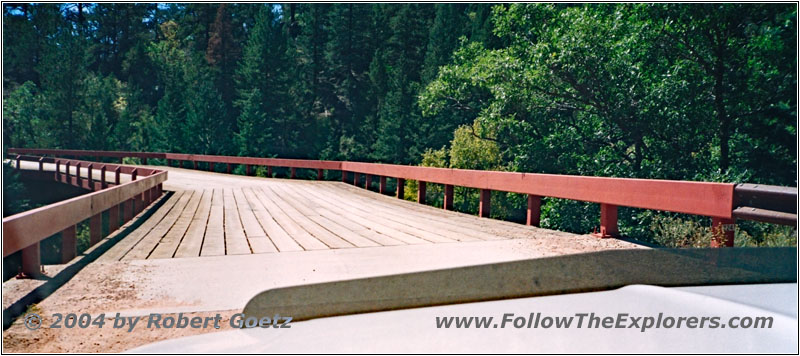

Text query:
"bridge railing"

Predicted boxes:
[[7, 148, 796, 248], [3, 154, 167, 276]]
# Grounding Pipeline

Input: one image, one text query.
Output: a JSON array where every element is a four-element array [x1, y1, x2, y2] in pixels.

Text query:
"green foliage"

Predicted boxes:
[[234, 5, 292, 157], [649, 215, 797, 248], [3, 81, 53, 148], [3, 162, 30, 217], [735, 220, 798, 247], [650, 216, 712, 248], [449, 124, 501, 170], [419, 3, 795, 242], [2, 4, 795, 247], [78, 74, 127, 150]]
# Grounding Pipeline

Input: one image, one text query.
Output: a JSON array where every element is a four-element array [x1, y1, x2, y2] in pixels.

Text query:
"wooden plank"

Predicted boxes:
[[99, 192, 182, 261], [321, 183, 499, 242], [235, 188, 278, 254], [249, 187, 329, 250], [223, 188, 252, 255], [174, 189, 212, 258], [273, 183, 429, 245], [122, 190, 192, 260], [330, 181, 542, 237], [320, 183, 483, 242], [232, 188, 281, 254], [241, 187, 303, 252], [232, 189, 267, 238], [310, 214, 402, 247], [272, 183, 419, 245], [200, 189, 225, 256], [293, 183, 456, 243], [264, 184, 397, 247], [259, 185, 357, 248], [148, 190, 202, 259], [266, 183, 318, 217], [253, 187, 347, 249]]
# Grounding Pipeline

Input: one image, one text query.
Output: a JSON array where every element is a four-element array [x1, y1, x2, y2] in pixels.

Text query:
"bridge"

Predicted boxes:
[[2, 148, 796, 351]]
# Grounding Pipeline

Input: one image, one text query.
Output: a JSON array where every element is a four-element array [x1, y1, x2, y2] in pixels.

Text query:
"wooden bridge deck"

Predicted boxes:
[[99, 166, 637, 261], [4, 161, 645, 352]]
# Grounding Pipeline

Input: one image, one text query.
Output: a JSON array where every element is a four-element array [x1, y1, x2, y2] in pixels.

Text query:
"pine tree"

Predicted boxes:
[[372, 4, 434, 163], [148, 21, 188, 152], [206, 3, 240, 128], [285, 3, 333, 158], [234, 5, 292, 157], [422, 4, 467, 83], [325, 4, 376, 159]]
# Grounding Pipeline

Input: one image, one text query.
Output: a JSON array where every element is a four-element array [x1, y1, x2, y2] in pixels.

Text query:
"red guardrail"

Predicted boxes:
[[8, 148, 796, 248], [3, 154, 167, 277]]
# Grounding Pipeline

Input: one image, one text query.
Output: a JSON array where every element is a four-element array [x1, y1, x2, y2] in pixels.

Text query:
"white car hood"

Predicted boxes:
[[131, 283, 797, 353]]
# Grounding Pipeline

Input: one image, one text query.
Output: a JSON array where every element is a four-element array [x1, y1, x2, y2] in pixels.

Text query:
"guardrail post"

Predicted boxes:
[[56, 160, 61, 180], [594, 204, 618, 238], [342, 171, 348, 183], [21, 242, 42, 277], [124, 199, 134, 222], [444, 184, 454, 210], [90, 213, 103, 245], [397, 178, 405, 199], [291, 167, 296, 179], [710, 217, 735, 248], [87, 163, 94, 190], [61, 224, 77, 263], [100, 165, 107, 189], [193, 161, 198, 170], [379, 176, 387, 194], [527, 195, 541, 227], [353, 172, 360, 187], [15, 155, 20, 169], [65, 161, 71, 181], [130, 168, 141, 213], [167, 159, 172, 167], [114, 166, 121, 185], [75, 162, 82, 187], [366, 175, 373, 191], [246, 165, 253, 176], [317, 169, 323, 180], [227, 163, 233, 174], [119, 157, 123, 164], [143, 187, 152, 206], [209, 162, 215, 172], [418, 181, 427, 204], [479, 189, 491, 217], [38, 157, 44, 171], [109, 205, 120, 232], [267, 166, 273, 177]]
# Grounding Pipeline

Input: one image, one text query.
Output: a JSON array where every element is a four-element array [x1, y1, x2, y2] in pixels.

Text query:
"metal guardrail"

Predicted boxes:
[[3, 154, 167, 276], [733, 184, 797, 226], [7, 148, 797, 249]]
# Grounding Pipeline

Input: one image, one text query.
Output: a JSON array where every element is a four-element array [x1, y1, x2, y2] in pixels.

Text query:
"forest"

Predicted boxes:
[[3, 3, 797, 246]]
